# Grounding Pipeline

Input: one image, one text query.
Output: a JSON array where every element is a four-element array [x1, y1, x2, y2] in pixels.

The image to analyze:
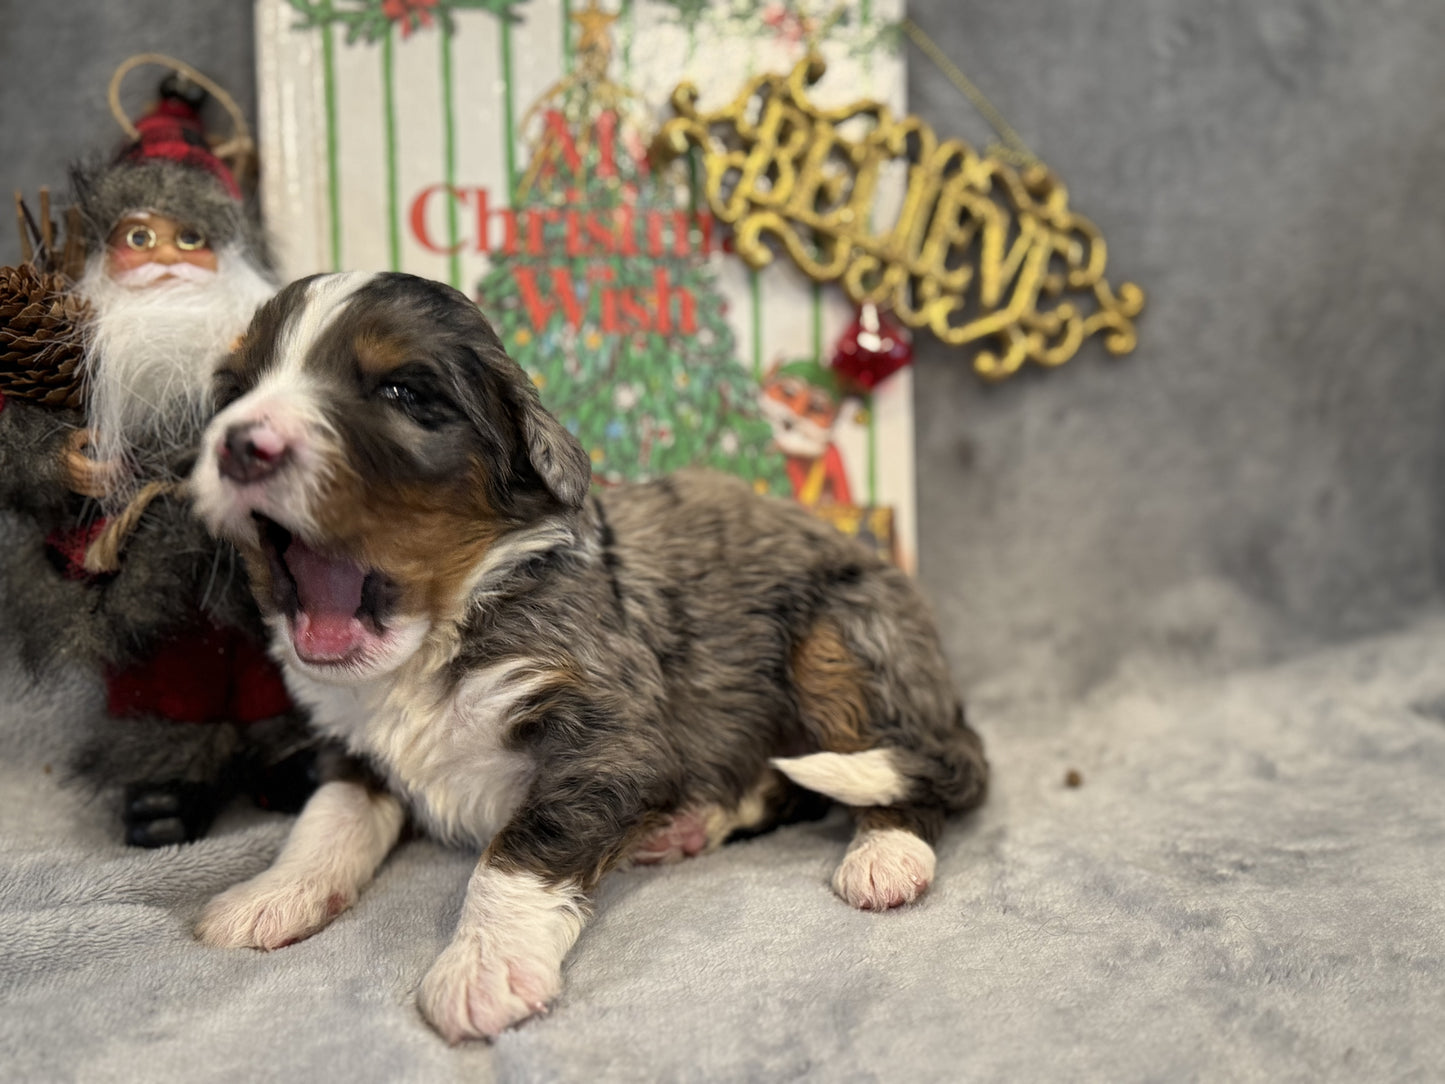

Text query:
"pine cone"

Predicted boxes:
[[0, 263, 89, 410]]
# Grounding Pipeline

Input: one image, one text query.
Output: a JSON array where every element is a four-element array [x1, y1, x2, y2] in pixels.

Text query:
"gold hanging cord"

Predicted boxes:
[[900, 17, 1041, 172], [107, 53, 256, 182]]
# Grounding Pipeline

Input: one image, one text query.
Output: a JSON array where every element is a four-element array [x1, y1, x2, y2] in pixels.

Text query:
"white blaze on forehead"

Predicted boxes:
[[275, 271, 377, 376], [189, 274, 375, 542], [206, 271, 378, 488]]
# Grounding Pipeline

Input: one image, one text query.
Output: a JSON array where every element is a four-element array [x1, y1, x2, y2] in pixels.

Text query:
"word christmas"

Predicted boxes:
[[409, 111, 720, 338]]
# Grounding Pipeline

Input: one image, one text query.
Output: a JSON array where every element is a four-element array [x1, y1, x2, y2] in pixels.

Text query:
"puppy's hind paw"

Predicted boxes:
[[832, 828, 936, 911], [417, 937, 562, 1043], [195, 873, 354, 950]]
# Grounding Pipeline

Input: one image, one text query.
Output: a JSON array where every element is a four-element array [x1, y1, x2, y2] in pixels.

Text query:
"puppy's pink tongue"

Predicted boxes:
[[284, 539, 368, 661]]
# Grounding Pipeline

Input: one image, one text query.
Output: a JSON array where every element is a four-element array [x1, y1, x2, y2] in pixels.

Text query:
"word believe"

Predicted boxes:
[[652, 56, 1144, 380]]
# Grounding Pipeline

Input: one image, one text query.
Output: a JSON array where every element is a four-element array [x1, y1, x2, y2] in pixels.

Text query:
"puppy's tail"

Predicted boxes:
[[771, 728, 987, 812], [770, 748, 915, 808]]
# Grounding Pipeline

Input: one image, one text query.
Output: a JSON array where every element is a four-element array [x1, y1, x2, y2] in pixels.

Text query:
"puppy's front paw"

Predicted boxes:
[[417, 936, 562, 1043], [832, 828, 936, 911], [195, 873, 354, 950]]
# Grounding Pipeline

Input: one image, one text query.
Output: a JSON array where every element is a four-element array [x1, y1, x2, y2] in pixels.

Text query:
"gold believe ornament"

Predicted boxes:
[[651, 54, 1144, 381]]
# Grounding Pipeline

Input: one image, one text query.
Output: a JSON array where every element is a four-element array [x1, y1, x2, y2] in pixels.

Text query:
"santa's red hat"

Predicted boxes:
[[118, 88, 241, 200], [69, 73, 261, 257]]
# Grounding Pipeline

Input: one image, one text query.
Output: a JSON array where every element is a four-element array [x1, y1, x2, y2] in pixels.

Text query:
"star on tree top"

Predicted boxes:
[[571, 0, 618, 55]]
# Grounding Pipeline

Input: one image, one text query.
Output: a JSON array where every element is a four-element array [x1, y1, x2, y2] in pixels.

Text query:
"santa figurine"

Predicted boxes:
[[0, 69, 319, 846]]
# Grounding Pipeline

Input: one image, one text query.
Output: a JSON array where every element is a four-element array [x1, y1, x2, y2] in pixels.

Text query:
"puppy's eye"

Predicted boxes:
[[372, 369, 458, 430], [377, 381, 419, 408], [213, 371, 246, 412]]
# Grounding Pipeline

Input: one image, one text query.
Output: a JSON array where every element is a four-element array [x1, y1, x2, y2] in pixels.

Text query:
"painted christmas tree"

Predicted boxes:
[[473, 3, 788, 492]]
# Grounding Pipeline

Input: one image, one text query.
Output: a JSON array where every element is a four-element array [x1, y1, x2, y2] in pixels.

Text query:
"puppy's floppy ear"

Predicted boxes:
[[459, 296, 590, 508], [507, 371, 591, 509]]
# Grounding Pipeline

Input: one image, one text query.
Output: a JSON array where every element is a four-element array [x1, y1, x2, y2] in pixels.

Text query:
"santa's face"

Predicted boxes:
[[105, 212, 219, 281], [76, 231, 276, 506]]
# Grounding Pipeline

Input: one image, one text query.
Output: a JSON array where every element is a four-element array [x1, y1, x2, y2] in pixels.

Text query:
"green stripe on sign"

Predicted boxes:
[[563, 0, 573, 72], [501, 16, 518, 201], [383, 26, 400, 271], [622, 0, 634, 74], [322, 14, 341, 270], [811, 280, 822, 363], [750, 270, 763, 379], [868, 401, 877, 505], [440, 23, 460, 288]]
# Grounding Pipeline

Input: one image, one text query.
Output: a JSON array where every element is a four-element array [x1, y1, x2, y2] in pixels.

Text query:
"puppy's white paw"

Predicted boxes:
[[417, 936, 562, 1043], [832, 828, 936, 911], [195, 873, 354, 950]]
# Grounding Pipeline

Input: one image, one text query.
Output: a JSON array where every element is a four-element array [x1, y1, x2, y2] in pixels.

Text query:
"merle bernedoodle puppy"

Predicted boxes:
[[190, 272, 987, 1041]]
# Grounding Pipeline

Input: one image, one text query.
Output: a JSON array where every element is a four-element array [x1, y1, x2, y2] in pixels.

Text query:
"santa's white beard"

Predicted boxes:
[[76, 245, 276, 508]]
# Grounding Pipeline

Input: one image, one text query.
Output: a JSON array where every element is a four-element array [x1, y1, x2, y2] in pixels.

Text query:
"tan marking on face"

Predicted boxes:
[[353, 330, 415, 375], [791, 619, 873, 753], [308, 454, 505, 623], [296, 326, 502, 621]]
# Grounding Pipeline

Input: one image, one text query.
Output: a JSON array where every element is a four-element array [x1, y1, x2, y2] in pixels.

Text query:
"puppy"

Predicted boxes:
[[190, 272, 987, 1042]]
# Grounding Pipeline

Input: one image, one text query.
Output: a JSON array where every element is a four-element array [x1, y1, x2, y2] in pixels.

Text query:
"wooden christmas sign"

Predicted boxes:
[[258, 0, 921, 567]]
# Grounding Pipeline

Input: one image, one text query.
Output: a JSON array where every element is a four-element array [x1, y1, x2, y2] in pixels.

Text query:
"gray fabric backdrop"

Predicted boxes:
[[5, 1, 1444, 690], [3, 1, 1444, 1080]]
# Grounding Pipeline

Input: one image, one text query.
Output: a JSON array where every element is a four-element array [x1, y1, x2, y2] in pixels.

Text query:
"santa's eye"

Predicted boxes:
[[175, 226, 207, 251], [124, 225, 157, 251]]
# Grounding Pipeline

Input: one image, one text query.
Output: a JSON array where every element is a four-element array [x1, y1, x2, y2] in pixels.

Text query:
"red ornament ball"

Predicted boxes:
[[831, 303, 913, 392]]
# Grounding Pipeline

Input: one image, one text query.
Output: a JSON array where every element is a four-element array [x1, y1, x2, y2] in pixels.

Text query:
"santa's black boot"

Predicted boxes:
[[122, 781, 222, 847]]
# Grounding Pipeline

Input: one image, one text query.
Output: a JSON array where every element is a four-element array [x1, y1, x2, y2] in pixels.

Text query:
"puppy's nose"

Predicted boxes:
[[217, 421, 289, 484]]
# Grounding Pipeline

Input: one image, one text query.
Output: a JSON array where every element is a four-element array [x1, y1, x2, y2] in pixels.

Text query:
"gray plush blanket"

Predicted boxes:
[[4, 611, 1443, 1081]]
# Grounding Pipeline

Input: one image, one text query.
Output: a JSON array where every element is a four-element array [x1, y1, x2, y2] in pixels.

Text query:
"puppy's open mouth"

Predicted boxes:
[[255, 514, 400, 667]]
